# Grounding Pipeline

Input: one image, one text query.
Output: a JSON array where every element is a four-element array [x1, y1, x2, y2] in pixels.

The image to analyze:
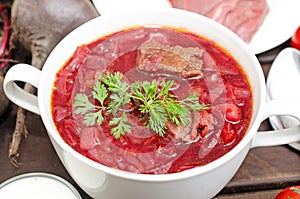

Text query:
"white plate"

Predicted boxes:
[[92, 0, 172, 16], [249, 0, 300, 54], [91, 0, 300, 54]]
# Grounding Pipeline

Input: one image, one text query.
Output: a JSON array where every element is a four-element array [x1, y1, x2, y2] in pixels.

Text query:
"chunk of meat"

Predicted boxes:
[[170, 0, 269, 43], [221, 0, 269, 43], [198, 110, 214, 137], [136, 40, 204, 78], [166, 110, 213, 142], [170, 0, 226, 15]]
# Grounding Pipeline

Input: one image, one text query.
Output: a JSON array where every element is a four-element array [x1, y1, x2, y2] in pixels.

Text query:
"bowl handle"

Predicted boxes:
[[251, 99, 300, 148], [3, 64, 41, 115]]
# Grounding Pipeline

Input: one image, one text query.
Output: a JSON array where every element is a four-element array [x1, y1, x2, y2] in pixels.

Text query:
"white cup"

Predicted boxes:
[[3, 9, 300, 199]]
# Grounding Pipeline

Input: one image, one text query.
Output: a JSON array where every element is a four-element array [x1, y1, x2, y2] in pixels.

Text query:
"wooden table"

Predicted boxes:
[[0, 40, 299, 199]]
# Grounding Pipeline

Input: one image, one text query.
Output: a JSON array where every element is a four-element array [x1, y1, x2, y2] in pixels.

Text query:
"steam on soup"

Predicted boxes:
[[51, 26, 253, 174]]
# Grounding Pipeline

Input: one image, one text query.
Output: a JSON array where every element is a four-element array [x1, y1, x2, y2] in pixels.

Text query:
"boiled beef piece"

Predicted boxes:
[[136, 40, 204, 79], [166, 110, 213, 142]]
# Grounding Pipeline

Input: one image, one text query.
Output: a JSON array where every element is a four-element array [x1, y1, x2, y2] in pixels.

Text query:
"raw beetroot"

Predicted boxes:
[[8, 0, 99, 166]]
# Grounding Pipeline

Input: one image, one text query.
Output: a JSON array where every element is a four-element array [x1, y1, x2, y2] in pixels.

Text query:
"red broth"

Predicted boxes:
[[51, 26, 252, 174]]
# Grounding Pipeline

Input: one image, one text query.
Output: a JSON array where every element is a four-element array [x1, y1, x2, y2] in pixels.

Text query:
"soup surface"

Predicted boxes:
[[51, 26, 252, 174]]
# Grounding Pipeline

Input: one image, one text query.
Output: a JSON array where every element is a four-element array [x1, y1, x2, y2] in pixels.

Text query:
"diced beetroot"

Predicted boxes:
[[221, 122, 236, 144], [80, 127, 102, 150], [224, 103, 242, 123], [52, 106, 71, 123]]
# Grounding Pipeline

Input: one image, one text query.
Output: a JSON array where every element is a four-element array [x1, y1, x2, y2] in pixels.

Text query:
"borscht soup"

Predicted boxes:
[[51, 26, 253, 174]]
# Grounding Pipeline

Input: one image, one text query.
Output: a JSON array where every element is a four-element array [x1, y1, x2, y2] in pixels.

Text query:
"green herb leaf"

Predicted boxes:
[[147, 102, 168, 136], [101, 72, 131, 114], [101, 71, 125, 93], [74, 82, 107, 126], [291, 187, 300, 195], [74, 94, 95, 114], [164, 99, 190, 126], [74, 72, 209, 139], [84, 110, 103, 126], [109, 112, 131, 139], [157, 80, 174, 98], [92, 81, 108, 105]]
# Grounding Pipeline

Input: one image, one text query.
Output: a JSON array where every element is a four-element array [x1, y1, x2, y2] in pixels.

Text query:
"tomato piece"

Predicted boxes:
[[291, 26, 300, 51], [224, 103, 242, 123], [221, 122, 236, 144], [275, 186, 300, 199]]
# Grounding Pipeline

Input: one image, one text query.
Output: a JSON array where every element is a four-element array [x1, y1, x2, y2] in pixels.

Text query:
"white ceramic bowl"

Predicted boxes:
[[4, 9, 300, 199]]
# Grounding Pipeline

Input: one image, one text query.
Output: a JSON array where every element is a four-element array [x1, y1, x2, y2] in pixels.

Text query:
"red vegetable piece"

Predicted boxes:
[[275, 185, 300, 199], [291, 26, 300, 51], [221, 122, 236, 144], [80, 127, 102, 150], [224, 103, 242, 123]]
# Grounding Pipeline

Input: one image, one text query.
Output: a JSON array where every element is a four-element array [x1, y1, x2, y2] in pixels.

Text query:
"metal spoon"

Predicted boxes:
[[267, 47, 300, 151]]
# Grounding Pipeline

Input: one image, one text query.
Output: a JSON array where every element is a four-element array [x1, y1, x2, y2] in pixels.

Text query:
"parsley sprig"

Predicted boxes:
[[74, 72, 209, 139]]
